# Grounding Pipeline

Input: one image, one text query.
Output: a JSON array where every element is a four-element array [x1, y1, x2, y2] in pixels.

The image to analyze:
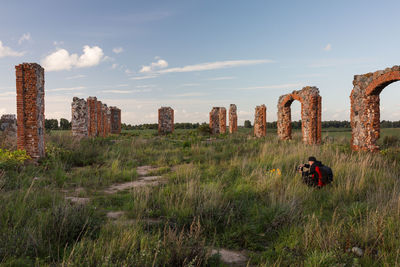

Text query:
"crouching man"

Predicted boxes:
[[298, 156, 333, 188]]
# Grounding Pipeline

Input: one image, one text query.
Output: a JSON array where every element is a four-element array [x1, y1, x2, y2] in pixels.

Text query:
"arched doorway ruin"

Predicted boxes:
[[277, 86, 322, 145], [350, 65, 400, 152]]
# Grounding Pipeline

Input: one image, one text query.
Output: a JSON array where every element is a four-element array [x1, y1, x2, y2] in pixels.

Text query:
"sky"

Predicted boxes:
[[1, 0, 400, 125]]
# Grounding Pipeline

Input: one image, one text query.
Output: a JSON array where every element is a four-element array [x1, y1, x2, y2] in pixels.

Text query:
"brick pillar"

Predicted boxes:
[[110, 106, 121, 134], [209, 107, 220, 134], [158, 107, 174, 134], [0, 114, 17, 135], [16, 63, 45, 159], [71, 97, 88, 138], [229, 104, 238, 134], [102, 104, 110, 137], [96, 100, 103, 136], [254, 104, 266, 138], [219, 107, 227, 134], [106, 106, 111, 136], [87, 97, 97, 137]]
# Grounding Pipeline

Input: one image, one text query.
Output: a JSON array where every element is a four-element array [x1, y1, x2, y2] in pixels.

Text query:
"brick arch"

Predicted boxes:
[[350, 65, 400, 152], [277, 86, 322, 145]]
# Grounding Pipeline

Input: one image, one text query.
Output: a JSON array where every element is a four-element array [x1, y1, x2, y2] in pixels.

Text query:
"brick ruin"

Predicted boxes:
[[71, 97, 88, 137], [0, 114, 17, 135], [96, 100, 104, 137], [254, 104, 267, 137], [277, 86, 322, 145], [110, 106, 121, 134], [229, 104, 238, 134], [209, 107, 227, 134], [16, 63, 45, 159], [87, 96, 98, 137], [71, 97, 118, 138], [350, 65, 400, 152], [158, 107, 174, 134]]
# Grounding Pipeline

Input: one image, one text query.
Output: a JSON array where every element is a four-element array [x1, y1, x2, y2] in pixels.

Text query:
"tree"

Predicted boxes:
[[244, 120, 252, 128], [59, 118, 71, 130], [45, 119, 58, 130]]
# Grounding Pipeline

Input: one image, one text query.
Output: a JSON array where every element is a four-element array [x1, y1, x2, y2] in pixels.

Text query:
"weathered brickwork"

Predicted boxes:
[[158, 107, 174, 134], [72, 97, 115, 138], [102, 104, 110, 137], [219, 107, 227, 134], [0, 114, 17, 134], [350, 65, 400, 152], [277, 86, 321, 145], [254, 105, 267, 137], [16, 63, 45, 159], [110, 106, 121, 134], [209, 107, 226, 134], [229, 104, 238, 134], [87, 97, 98, 137], [96, 101, 104, 137], [71, 97, 88, 138]]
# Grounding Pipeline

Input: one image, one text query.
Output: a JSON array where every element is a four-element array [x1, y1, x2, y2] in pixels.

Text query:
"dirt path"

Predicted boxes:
[[210, 248, 248, 266]]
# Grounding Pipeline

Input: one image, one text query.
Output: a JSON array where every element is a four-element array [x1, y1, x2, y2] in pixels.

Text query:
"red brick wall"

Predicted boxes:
[[96, 101, 103, 136], [16, 63, 45, 160], [158, 107, 174, 134], [87, 97, 97, 137], [254, 105, 266, 137], [110, 107, 121, 134], [229, 104, 238, 134]]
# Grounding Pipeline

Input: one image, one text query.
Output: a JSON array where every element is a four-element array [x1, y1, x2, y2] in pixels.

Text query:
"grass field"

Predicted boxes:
[[1, 128, 400, 266]]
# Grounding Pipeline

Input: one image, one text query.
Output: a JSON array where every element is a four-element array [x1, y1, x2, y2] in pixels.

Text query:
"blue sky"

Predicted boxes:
[[1, 0, 400, 124]]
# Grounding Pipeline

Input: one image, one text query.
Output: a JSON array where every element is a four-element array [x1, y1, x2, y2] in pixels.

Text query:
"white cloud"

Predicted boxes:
[[140, 58, 168, 73], [209, 76, 236, 81], [66, 74, 86, 80], [0, 41, 24, 58], [323, 44, 332, 51], [18, 33, 31, 45], [47, 86, 86, 92], [41, 45, 104, 71], [240, 83, 303, 90], [130, 75, 158, 80], [112, 47, 124, 54], [156, 59, 273, 74], [111, 63, 118, 69], [102, 90, 131, 94]]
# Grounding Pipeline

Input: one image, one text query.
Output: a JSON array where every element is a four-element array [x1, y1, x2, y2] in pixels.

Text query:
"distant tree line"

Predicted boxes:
[[44, 119, 400, 131], [44, 118, 71, 131], [121, 120, 400, 130]]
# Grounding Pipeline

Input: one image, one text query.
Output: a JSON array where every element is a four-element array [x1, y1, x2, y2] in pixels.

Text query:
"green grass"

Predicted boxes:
[[1, 128, 400, 266]]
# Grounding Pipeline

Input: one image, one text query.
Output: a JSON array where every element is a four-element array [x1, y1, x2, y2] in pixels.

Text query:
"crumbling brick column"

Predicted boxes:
[[209, 107, 226, 134], [229, 104, 238, 134], [110, 106, 121, 134], [351, 65, 400, 152], [0, 114, 17, 135], [277, 86, 322, 145], [105, 106, 111, 136], [87, 96, 97, 137], [102, 104, 110, 137], [96, 100, 104, 136], [71, 97, 88, 138], [15, 63, 45, 159], [158, 107, 174, 134], [254, 104, 267, 137], [219, 107, 227, 134]]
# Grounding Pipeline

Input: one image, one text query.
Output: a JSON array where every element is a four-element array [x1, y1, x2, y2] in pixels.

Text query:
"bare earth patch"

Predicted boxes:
[[136, 165, 159, 176], [210, 248, 248, 266], [65, 196, 90, 205], [106, 211, 125, 219], [104, 176, 164, 194]]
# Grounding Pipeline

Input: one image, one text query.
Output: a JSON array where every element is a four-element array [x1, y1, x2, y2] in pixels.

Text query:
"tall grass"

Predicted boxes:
[[0, 129, 400, 265]]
